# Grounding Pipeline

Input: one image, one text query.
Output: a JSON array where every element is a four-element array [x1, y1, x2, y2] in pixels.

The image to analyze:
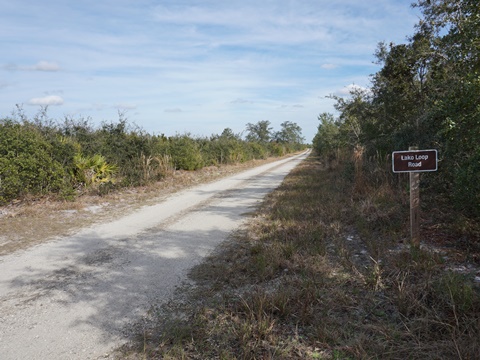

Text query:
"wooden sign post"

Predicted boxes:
[[410, 169, 420, 246], [392, 148, 438, 247]]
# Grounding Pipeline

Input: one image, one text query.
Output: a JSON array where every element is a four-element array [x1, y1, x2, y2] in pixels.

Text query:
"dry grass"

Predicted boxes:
[[118, 154, 480, 359]]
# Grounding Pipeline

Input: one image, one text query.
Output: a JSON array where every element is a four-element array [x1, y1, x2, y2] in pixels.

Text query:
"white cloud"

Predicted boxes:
[[279, 104, 305, 109], [164, 108, 182, 113], [152, 3, 332, 45], [28, 95, 64, 106]]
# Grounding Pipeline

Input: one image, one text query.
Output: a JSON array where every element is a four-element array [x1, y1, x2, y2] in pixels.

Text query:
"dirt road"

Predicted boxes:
[[0, 151, 309, 360]]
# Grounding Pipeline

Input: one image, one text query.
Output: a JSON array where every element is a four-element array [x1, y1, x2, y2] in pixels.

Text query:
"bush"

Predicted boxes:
[[0, 114, 301, 203], [73, 154, 118, 188], [452, 150, 480, 218], [269, 142, 287, 157], [200, 137, 249, 166], [246, 142, 268, 160], [168, 135, 204, 170], [0, 119, 73, 203], [119, 153, 175, 187]]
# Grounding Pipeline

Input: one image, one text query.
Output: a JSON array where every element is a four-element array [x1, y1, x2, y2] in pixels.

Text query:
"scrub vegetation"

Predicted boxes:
[[0, 108, 305, 205], [313, 0, 480, 221]]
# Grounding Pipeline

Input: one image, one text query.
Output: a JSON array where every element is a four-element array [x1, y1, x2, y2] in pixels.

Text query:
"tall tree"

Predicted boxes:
[[312, 113, 340, 156], [413, 0, 480, 216], [274, 121, 304, 144], [220, 128, 240, 140], [245, 120, 273, 143], [370, 38, 434, 152], [314, 0, 480, 217]]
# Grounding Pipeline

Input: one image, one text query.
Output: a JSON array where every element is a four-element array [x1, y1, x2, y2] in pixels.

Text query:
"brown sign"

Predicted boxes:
[[392, 149, 438, 173]]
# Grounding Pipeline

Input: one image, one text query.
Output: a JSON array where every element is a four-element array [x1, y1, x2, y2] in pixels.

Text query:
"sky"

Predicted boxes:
[[0, 0, 421, 142]]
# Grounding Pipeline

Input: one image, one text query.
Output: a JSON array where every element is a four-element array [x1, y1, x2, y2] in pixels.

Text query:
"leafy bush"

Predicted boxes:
[[452, 150, 480, 218], [246, 142, 268, 160], [0, 119, 72, 203], [0, 114, 304, 203], [200, 136, 250, 166], [168, 135, 204, 171], [269, 142, 287, 157], [120, 153, 175, 187], [73, 154, 118, 188]]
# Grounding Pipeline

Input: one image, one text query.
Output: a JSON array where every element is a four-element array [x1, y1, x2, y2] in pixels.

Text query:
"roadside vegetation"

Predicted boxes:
[[313, 0, 480, 222], [0, 108, 305, 205]]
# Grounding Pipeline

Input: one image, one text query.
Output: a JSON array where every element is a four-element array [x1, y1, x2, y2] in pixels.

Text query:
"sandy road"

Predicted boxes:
[[0, 151, 309, 360]]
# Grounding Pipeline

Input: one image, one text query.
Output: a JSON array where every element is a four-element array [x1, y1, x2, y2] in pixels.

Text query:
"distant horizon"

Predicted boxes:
[[1, 0, 420, 142]]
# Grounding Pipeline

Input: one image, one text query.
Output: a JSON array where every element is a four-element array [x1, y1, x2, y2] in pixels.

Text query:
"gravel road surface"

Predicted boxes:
[[0, 151, 309, 360]]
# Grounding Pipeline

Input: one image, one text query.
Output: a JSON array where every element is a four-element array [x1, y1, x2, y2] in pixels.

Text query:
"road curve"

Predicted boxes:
[[0, 150, 309, 360]]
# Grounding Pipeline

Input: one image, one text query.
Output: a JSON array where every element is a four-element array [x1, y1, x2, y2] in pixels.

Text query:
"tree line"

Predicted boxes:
[[313, 0, 479, 219], [0, 109, 305, 204]]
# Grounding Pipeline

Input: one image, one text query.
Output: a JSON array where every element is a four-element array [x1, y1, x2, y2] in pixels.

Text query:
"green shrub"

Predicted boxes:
[[168, 135, 204, 170], [200, 137, 249, 166], [0, 119, 72, 203], [119, 153, 175, 187], [452, 150, 480, 218], [73, 153, 118, 188], [269, 142, 287, 157], [246, 142, 268, 160], [0, 114, 299, 203]]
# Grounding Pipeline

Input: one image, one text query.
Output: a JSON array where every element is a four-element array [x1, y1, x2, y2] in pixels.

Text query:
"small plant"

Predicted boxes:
[[73, 154, 117, 188], [434, 272, 477, 314], [154, 154, 175, 178]]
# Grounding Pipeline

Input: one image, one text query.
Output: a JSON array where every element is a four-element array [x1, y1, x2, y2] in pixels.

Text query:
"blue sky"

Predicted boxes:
[[1, 0, 420, 141]]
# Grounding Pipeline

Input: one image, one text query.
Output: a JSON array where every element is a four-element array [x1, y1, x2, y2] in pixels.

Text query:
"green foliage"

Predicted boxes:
[[201, 133, 247, 165], [452, 149, 480, 217], [167, 135, 205, 171], [313, 113, 341, 156], [269, 142, 287, 157], [246, 142, 269, 160], [312, 0, 480, 221], [245, 120, 273, 143], [73, 154, 118, 187], [0, 119, 72, 203], [0, 111, 304, 203], [274, 121, 305, 145], [120, 153, 175, 187]]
